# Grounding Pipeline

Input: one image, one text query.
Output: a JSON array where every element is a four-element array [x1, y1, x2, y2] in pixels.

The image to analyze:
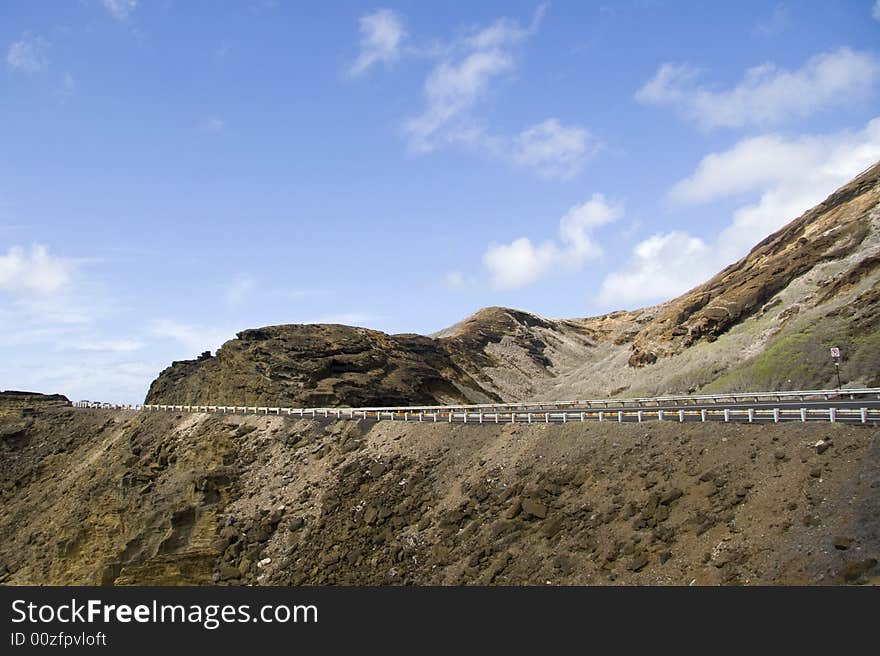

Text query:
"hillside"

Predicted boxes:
[[1, 401, 877, 585], [147, 161, 880, 407]]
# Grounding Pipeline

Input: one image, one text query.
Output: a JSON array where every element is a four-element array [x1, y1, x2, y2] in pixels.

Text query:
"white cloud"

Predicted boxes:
[[509, 118, 597, 180], [350, 8, 406, 75], [598, 116, 880, 307], [6, 33, 49, 73], [404, 47, 516, 151], [402, 7, 536, 149], [60, 72, 75, 100], [224, 275, 255, 306], [484, 193, 622, 289], [0, 244, 73, 294], [483, 238, 560, 289], [874, 1, 880, 21], [99, 0, 138, 21], [636, 48, 880, 128], [395, 6, 593, 178], [598, 232, 713, 306]]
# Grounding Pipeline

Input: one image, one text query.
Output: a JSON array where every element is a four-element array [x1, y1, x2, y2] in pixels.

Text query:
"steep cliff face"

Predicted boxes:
[[145, 323, 500, 408], [146, 161, 880, 406]]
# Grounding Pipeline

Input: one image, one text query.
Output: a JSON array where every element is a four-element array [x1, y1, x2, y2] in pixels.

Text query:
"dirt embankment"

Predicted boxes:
[[1, 403, 877, 586]]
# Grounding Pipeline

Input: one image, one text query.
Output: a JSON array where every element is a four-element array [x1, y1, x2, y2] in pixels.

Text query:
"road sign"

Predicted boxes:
[[830, 347, 841, 358]]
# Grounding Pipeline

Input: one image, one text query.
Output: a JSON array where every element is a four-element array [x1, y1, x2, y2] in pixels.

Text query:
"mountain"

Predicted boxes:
[[147, 161, 880, 407]]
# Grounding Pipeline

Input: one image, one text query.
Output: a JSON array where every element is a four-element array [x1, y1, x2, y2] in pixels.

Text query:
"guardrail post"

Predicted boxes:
[[748, 409, 754, 423], [862, 408, 868, 424], [580, 412, 585, 422], [527, 413, 532, 424], [511, 412, 516, 424], [637, 410, 643, 422], [479, 412, 483, 424], [829, 408, 836, 423], [618, 411, 623, 423], [658, 410, 664, 421], [448, 412, 452, 423], [562, 412, 566, 423], [545, 413, 549, 424], [462, 412, 467, 424], [495, 413, 499, 424], [800, 408, 807, 422], [724, 409, 730, 422], [598, 411, 604, 422], [679, 409, 685, 423], [773, 408, 779, 423], [701, 409, 707, 422]]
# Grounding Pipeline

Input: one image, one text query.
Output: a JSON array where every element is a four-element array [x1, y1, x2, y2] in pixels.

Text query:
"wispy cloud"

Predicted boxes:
[[197, 116, 225, 133], [363, 4, 595, 179], [753, 4, 790, 37], [483, 193, 622, 289], [303, 313, 383, 327], [350, 8, 406, 75], [99, 0, 138, 21], [444, 271, 477, 291], [224, 274, 254, 306], [70, 339, 145, 353], [150, 319, 231, 354], [404, 6, 544, 152], [874, 1, 880, 22], [6, 33, 49, 73], [507, 118, 598, 180], [636, 48, 880, 129]]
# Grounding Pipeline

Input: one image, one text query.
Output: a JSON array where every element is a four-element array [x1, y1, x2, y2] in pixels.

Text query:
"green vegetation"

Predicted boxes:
[[701, 317, 872, 392]]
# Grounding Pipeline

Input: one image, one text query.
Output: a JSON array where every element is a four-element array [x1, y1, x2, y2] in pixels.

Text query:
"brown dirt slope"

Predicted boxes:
[[1, 402, 877, 586]]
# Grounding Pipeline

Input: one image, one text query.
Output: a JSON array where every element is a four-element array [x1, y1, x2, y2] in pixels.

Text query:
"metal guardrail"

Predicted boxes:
[[71, 388, 880, 425]]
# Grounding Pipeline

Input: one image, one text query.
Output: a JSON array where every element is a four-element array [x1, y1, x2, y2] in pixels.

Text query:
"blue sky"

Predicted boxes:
[[2, 0, 880, 402]]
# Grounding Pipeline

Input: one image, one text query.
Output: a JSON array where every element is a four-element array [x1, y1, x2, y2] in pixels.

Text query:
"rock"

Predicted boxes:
[[503, 499, 522, 519], [288, 517, 305, 531], [341, 439, 361, 453], [815, 440, 831, 455], [774, 451, 786, 460], [841, 558, 877, 583], [628, 552, 649, 572], [218, 565, 240, 581], [833, 537, 853, 550], [521, 498, 548, 519], [542, 515, 564, 538], [810, 467, 822, 478], [659, 551, 672, 564], [660, 488, 683, 505]]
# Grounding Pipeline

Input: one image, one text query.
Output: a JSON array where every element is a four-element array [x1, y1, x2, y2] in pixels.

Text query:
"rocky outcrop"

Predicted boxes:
[[146, 323, 500, 408]]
